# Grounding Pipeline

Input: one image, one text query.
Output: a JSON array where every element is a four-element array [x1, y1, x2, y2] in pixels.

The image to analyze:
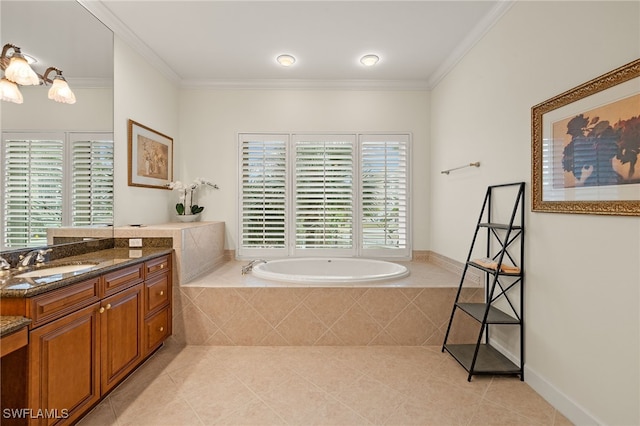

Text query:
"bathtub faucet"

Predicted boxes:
[[241, 259, 267, 275]]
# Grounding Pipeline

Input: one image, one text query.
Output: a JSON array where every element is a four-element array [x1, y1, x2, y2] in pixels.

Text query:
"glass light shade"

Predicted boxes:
[[276, 54, 296, 67], [4, 56, 40, 85], [360, 54, 380, 67], [0, 77, 23, 103], [48, 77, 76, 104]]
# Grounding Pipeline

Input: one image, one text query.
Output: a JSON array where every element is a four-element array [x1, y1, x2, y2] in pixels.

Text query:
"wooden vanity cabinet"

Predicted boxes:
[[28, 303, 101, 426], [22, 254, 172, 426], [143, 255, 171, 354]]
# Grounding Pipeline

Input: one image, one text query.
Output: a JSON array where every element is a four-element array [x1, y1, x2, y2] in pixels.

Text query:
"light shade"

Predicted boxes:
[[5, 55, 40, 86], [276, 54, 296, 67], [0, 77, 23, 104], [48, 76, 76, 104], [360, 54, 380, 67]]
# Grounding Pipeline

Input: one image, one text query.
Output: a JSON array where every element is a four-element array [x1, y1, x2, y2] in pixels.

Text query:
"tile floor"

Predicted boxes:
[[78, 339, 572, 426]]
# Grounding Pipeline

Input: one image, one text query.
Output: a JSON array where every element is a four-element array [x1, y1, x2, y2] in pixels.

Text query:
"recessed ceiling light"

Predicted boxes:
[[360, 54, 380, 67], [276, 54, 296, 67]]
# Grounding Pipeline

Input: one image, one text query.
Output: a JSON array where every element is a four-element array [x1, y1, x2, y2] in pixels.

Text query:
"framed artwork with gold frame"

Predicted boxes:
[[531, 58, 640, 216], [127, 119, 173, 189]]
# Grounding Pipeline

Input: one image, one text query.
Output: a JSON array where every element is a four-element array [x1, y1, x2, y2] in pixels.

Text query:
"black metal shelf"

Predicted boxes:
[[478, 222, 522, 230], [444, 344, 521, 376], [467, 261, 522, 276], [442, 182, 525, 382], [456, 303, 520, 324]]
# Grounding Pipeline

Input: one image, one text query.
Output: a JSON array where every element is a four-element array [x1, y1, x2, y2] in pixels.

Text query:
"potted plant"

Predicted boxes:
[[167, 178, 219, 222]]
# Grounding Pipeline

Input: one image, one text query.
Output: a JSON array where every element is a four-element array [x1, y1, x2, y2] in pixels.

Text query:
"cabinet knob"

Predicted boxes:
[[159, 290, 164, 296], [99, 307, 105, 314], [159, 327, 164, 332], [160, 264, 164, 269], [105, 304, 111, 310]]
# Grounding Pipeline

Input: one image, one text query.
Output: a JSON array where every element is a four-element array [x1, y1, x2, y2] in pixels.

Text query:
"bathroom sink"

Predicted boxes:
[[14, 263, 98, 278]]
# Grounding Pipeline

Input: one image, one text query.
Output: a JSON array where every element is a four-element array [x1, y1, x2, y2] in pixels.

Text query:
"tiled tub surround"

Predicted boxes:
[[173, 261, 483, 346], [48, 221, 225, 285]]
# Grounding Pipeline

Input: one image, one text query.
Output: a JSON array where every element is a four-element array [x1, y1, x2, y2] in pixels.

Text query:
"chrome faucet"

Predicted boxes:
[[19, 248, 52, 267], [0, 256, 10, 270], [241, 259, 267, 275]]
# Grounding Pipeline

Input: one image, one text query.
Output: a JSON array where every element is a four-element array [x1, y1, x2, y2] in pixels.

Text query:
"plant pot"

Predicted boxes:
[[175, 213, 200, 223]]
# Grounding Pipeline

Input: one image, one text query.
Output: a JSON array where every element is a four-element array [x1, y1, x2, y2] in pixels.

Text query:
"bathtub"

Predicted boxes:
[[251, 257, 409, 283]]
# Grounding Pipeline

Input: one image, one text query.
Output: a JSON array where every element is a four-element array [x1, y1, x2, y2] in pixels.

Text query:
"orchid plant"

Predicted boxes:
[[167, 178, 219, 215]]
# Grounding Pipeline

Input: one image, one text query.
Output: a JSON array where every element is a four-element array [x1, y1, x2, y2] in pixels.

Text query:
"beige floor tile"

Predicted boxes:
[[76, 399, 117, 426], [333, 374, 407, 424], [209, 397, 286, 426], [77, 344, 572, 426], [118, 397, 203, 426]]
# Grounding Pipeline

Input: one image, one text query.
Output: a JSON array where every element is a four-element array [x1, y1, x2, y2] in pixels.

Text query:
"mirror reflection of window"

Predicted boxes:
[[1, 133, 114, 250]]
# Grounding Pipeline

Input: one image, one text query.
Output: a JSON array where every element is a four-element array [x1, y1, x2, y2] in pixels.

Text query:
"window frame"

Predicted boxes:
[[1, 131, 114, 250], [237, 132, 412, 260]]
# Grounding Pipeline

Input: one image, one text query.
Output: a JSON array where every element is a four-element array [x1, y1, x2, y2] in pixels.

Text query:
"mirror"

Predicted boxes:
[[1, 1, 114, 251]]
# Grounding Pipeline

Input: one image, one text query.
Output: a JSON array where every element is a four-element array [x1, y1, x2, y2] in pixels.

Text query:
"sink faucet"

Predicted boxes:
[[241, 259, 267, 275], [19, 248, 52, 267], [0, 256, 10, 270]]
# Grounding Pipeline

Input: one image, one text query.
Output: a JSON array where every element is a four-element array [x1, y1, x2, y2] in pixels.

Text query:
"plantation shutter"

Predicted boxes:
[[1, 134, 64, 248], [360, 134, 410, 257], [71, 134, 114, 226], [239, 134, 288, 256], [294, 135, 355, 253]]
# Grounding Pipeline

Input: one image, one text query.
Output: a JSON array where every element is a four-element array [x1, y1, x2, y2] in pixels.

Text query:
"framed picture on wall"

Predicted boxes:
[[531, 58, 640, 216], [127, 119, 173, 189]]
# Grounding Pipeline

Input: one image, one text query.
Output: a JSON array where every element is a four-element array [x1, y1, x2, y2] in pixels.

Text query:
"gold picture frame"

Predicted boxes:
[[127, 119, 173, 189], [531, 58, 640, 215]]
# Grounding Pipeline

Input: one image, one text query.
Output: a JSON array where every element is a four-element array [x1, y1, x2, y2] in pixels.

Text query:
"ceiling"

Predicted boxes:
[[87, 0, 512, 89], [4, 1, 513, 90]]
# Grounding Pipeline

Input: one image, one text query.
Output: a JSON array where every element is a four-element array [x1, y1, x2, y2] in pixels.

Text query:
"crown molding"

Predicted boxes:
[[427, 0, 515, 89], [77, 0, 181, 84]]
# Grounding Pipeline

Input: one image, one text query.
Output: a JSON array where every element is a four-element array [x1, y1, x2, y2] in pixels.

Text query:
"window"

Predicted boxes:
[[239, 133, 410, 259], [1, 132, 114, 249], [70, 134, 114, 227]]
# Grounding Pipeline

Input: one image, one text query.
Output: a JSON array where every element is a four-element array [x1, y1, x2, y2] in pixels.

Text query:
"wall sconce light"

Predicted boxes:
[[43, 67, 76, 104], [0, 77, 23, 104], [1, 44, 39, 86], [0, 43, 76, 104]]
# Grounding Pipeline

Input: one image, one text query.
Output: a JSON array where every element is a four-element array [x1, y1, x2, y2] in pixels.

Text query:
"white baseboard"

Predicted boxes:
[[489, 342, 601, 425], [524, 365, 602, 425]]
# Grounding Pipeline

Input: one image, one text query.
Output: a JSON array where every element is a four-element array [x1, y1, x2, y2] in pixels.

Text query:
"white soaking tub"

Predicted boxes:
[[252, 257, 409, 284]]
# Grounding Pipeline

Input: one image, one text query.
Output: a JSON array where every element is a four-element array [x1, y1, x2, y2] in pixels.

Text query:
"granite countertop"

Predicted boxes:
[[0, 247, 173, 298], [0, 315, 32, 337]]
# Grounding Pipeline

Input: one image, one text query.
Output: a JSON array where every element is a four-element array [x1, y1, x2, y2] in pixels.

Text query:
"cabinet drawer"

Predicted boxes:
[[145, 272, 169, 314], [144, 307, 170, 353], [145, 255, 170, 278], [102, 264, 143, 297], [29, 279, 100, 328]]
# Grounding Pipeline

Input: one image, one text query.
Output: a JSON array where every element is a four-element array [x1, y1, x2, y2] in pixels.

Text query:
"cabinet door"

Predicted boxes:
[[100, 283, 143, 394], [28, 303, 100, 426]]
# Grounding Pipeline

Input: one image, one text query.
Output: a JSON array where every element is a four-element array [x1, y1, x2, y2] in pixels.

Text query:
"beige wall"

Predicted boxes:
[[430, 1, 640, 424], [113, 36, 179, 227], [178, 89, 430, 251], [2, 86, 112, 131]]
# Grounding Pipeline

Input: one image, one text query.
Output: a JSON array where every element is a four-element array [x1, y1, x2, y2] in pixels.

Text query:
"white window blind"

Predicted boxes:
[[360, 135, 409, 255], [238, 132, 410, 259], [1, 132, 114, 250], [2, 135, 64, 248], [71, 134, 114, 226], [239, 134, 288, 256], [294, 135, 354, 253]]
